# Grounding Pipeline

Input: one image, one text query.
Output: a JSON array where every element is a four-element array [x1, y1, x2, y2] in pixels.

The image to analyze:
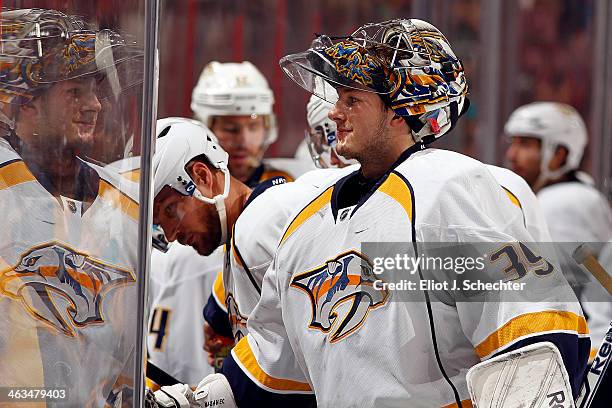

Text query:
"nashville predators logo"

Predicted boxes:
[[226, 293, 248, 342], [290, 250, 389, 343], [0, 241, 136, 337]]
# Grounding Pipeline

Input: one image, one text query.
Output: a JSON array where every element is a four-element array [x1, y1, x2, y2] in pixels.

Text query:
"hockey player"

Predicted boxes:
[[504, 102, 612, 243], [505, 102, 612, 351], [191, 61, 294, 186], [0, 8, 145, 406], [148, 62, 297, 379], [151, 118, 348, 369], [149, 19, 589, 408]]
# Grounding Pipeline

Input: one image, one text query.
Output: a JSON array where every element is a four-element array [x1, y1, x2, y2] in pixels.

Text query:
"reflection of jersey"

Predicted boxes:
[[147, 245, 221, 385], [0, 138, 139, 407], [220, 148, 589, 407]]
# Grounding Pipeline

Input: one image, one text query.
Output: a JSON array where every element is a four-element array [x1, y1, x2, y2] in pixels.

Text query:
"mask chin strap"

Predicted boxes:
[[192, 166, 231, 245], [534, 140, 572, 191]]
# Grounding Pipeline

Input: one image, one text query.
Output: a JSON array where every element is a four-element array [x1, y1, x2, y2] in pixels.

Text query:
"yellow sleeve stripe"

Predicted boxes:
[[379, 172, 414, 221], [443, 399, 473, 408], [212, 270, 226, 311], [261, 169, 294, 182], [280, 186, 333, 245], [475, 310, 588, 359], [502, 187, 522, 209], [0, 160, 36, 190], [98, 180, 139, 221], [232, 337, 312, 392], [145, 377, 160, 391]]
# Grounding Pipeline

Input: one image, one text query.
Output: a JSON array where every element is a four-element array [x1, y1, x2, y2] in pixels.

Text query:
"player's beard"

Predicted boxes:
[[351, 112, 392, 170], [195, 203, 223, 256]]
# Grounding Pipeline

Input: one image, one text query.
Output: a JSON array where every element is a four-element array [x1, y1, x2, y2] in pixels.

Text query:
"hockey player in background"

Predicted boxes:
[[504, 102, 612, 351], [0, 8, 144, 406], [191, 61, 294, 185], [149, 19, 589, 408], [148, 61, 298, 380]]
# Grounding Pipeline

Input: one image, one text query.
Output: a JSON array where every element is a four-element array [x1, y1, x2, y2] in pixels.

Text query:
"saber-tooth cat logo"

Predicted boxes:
[[0, 241, 135, 336], [290, 250, 389, 343]]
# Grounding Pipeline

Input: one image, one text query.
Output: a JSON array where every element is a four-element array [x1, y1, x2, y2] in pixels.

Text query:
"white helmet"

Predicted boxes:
[[153, 117, 231, 245], [190, 61, 278, 146], [306, 94, 356, 168], [504, 102, 587, 183]]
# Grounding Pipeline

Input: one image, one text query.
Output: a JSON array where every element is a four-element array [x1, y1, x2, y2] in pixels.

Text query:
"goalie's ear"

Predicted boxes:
[[466, 342, 574, 408]]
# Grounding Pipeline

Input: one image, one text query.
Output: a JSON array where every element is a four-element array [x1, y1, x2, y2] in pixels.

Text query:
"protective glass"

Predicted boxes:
[[0, 5, 157, 407]]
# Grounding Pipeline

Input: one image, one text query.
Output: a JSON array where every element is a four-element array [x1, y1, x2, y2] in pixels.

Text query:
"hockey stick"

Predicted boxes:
[[147, 359, 181, 387], [572, 244, 612, 408]]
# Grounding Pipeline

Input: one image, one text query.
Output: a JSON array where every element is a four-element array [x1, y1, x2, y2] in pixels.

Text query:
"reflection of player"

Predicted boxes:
[[505, 102, 612, 349], [0, 8, 143, 407], [150, 19, 588, 408], [191, 61, 293, 186]]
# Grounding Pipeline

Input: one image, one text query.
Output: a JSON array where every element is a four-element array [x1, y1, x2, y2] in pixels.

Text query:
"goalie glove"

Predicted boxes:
[[466, 342, 575, 408]]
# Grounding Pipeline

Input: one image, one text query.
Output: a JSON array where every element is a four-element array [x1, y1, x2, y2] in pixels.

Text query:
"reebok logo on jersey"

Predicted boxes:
[[290, 250, 389, 343], [0, 241, 135, 337]]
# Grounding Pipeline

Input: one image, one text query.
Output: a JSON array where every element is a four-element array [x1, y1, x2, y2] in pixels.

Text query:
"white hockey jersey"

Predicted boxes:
[[223, 148, 588, 407], [0, 138, 140, 407], [220, 168, 355, 341], [485, 165, 552, 242], [538, 181, 612, 355], [147, 244, 222, 385]]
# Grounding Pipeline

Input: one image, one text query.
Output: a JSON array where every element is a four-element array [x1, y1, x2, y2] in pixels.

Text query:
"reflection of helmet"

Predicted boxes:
[[280, 19, 468, 144], [0, 8, 143, 126], [191, 61, 277, 146], [306, 94, 356, 168], [504, 102, 587, 180], [153, 117, 231, 244]]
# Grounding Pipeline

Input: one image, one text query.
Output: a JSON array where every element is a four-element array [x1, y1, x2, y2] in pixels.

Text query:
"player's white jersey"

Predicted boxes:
[[485, 165, 552, 242], [224, 148, 588, 407], [0, 138, 139, 406], [147, 245, 222, 385], [537, 182, 612, 243], [223, 169, 354, 340], [538, 182, 612, 356]]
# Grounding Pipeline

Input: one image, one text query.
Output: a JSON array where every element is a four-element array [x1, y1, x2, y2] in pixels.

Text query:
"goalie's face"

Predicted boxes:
[[24, 77, 102, 150], [328, 88, 393, 164], [153, 187, 222, 256]]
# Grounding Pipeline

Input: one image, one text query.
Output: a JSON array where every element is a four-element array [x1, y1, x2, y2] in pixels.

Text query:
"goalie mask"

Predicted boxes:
[[0, 8, 143, 134], [280, 19, 469, 144]]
